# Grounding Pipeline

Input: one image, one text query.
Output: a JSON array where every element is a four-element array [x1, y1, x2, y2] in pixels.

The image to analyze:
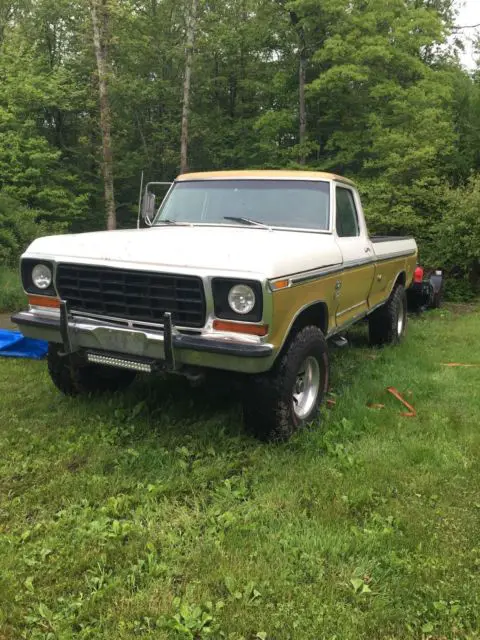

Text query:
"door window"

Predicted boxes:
[[336, 187, 359, 238]]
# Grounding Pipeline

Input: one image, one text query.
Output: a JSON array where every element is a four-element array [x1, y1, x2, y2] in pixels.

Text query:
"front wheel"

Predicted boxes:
[[242, 326, 329, 442], [47, 344, 137, 396], [369, 284, 407, 346]]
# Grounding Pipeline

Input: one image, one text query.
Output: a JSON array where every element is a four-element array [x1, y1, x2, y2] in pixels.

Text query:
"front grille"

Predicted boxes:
[[56, 264, 206, 328]]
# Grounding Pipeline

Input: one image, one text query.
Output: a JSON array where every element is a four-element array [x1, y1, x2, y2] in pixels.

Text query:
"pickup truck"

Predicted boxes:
[[13, 170, 418, 441]]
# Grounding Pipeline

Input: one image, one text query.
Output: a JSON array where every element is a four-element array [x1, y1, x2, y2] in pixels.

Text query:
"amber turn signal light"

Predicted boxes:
[[271, 279, 290, 290], [212, 320, 268, 336], [28, 295, 60, 309]]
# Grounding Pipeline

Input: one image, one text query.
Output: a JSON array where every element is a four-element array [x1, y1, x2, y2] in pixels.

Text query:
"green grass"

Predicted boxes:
[[1, 306, 480, 639], [0, 266, 26, 313]]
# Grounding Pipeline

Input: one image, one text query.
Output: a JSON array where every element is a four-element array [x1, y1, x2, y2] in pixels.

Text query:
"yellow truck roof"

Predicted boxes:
[[176, 169, 356, 187]]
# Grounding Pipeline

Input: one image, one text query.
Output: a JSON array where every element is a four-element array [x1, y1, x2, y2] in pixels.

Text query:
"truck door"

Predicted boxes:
[[334, 184, 375, 326]]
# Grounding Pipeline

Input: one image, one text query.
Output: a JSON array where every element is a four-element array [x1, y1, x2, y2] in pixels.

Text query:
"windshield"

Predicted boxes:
[[152, 179, 330, 230]]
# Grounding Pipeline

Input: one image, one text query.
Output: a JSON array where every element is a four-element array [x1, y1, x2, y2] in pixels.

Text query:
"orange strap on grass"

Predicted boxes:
[[441, 363, 480, 368], [387, 387, 417, 418]]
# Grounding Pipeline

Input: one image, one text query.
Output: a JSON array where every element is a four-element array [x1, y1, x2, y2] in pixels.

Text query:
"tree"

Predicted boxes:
[[306, 0, 456, 238], [281, 4, 308, 164], [0, 0, 479, 295], [90, 0, 116, 230], [0, 4, 90, 231], [180, 0, 199, 174]]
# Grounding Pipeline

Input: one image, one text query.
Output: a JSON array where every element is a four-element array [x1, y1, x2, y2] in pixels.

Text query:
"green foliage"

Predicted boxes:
[[436, 175, 480, 293], [1, 309, 480, 636], [0, 193, 46, 266], [167, 598, 222, 637], [0, 1, 94, 237], [304, 0, 463, 274], [0, 0, 479, 295], [0, 267, 26, 312]]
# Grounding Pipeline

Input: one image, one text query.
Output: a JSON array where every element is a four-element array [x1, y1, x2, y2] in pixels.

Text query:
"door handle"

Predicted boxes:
[[365, 247, 372, 253]]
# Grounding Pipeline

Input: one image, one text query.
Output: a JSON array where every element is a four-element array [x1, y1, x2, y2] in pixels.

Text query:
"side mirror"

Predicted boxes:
[[137, 180, 173, 229], [141, 190, 156, 224]]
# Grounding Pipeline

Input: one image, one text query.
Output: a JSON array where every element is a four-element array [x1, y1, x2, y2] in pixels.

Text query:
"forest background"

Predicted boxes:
[[1, 0, 479, 298]]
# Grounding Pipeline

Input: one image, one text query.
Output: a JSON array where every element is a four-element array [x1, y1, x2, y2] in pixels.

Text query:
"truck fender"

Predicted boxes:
[[275, 300, 330, 359]]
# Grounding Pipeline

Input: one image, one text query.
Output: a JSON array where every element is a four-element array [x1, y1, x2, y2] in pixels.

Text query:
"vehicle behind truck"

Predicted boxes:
[[13, 170, 418, 441]]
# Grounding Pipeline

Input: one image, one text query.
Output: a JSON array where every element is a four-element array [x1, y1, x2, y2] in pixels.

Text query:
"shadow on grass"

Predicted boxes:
[[71, 368, 248, 447], [66, 313, 427, 448], [63, 322, 383, 448]]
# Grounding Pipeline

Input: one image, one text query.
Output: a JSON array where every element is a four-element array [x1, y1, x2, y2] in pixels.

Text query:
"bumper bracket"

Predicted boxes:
[[59, 300, 73, 355], [163, 311, 176, 370]]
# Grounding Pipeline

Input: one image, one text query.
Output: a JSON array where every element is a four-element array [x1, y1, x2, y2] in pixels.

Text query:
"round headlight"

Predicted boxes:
[[228, 284, 256, 315], [32, 264, 52, 290]]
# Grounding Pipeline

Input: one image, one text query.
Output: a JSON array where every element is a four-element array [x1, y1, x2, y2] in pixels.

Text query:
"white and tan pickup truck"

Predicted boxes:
[[13, 170, 417, 441]]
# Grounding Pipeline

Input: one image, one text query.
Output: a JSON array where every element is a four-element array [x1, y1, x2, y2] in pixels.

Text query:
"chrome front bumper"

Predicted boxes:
[[12, 308, 275, 374]]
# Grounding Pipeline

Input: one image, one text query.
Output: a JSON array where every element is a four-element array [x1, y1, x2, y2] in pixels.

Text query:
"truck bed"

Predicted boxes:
[[370, 235, 417, 262], [370, 236, 414, 243]]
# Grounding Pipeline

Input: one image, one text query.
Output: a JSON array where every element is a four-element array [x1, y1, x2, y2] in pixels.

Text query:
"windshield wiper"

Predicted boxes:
[[223, 216, 270, 229], [155, 219, 192, 226]]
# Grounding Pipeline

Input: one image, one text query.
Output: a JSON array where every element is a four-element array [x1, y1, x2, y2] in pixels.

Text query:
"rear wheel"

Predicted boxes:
[[242, 326, 329, 442], [47, 344, 136, 396], [369, 284, 407, 346]]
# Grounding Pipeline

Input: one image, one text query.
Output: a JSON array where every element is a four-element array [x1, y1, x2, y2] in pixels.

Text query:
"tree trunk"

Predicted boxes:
[[90, 0, 116, 230], [180, 0, 198, 175], [298, 46, 307, 165], [289, 10, 307, 165]]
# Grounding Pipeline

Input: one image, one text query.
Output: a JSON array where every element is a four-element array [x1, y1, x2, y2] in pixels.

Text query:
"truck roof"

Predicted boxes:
[[176, 169, 356, 187]]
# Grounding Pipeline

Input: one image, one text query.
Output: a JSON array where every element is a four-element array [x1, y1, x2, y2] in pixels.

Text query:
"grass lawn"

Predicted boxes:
[[1, 305, 480, 639]]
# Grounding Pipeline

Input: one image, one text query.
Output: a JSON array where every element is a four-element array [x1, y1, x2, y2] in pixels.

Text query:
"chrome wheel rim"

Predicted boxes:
[[397, 300, 405, 336], [292, 356, 321, 420]]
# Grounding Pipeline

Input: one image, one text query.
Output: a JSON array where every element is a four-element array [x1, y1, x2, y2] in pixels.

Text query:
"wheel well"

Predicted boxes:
[[395, 271, 406, 288], [284, 302, 329, 349]]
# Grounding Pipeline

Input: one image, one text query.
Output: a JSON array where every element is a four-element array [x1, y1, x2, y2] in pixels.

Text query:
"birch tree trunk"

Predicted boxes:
[[180, 0, 198, 174], [90, 0, 116, 230]]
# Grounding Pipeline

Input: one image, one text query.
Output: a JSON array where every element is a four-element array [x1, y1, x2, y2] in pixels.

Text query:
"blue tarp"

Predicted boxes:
[[0, 329, 48, 360]]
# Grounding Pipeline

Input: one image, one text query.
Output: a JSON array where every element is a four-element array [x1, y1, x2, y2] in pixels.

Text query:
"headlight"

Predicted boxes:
[[212, 278, 263, 321], [228, 284, 256, 315], [32, 264, 52, 290]]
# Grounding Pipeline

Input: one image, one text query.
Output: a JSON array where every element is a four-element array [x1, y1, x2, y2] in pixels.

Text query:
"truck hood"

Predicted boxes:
[[24, 225, 342, 279]]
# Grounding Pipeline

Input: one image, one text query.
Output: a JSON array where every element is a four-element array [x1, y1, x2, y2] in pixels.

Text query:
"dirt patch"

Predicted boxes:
[[0, 313, 16, 331], [444, 301, 480, 315]]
